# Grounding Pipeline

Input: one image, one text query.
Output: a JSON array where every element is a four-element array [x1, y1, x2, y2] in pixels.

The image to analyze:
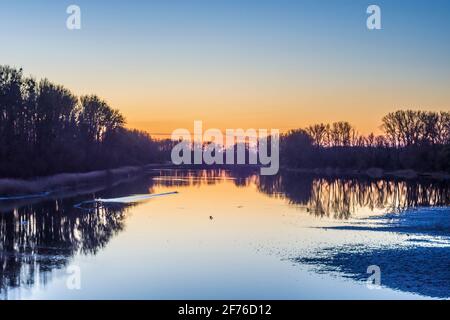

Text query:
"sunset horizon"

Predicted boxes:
[[1, 0, 449, 309], [2, 0, 449, 137]]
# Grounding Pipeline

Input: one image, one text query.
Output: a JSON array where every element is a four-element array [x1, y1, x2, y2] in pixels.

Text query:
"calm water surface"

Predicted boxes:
[[1, 169, 449, 299]]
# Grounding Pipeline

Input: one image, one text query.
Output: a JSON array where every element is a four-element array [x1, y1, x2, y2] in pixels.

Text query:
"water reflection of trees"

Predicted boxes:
[[0, 199, 128, 297], [0, 175, 161, 298], [152, 169, 449, 219], [257, 173, 450, 219], [0, 177, 159, 299], [2, 169, 448, 297], [150, 168, 256, 188]]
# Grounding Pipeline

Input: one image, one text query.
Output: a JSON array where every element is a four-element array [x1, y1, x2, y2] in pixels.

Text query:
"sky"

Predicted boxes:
[[1, 0, 449, 137]]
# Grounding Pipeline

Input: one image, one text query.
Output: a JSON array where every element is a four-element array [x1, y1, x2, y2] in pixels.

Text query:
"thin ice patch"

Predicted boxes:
[[322, 207, 450, 237], [0, 191, 51, 201], [294, 207, 450, 298], [294, 244, 450, 299], [74, 191, 178, 210], [97, 191, 178, 203]]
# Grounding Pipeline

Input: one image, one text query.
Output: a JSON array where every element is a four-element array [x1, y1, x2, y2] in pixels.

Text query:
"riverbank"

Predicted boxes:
[[2, 164, 449, 198], [0, 165, 156, 197], [282, 167, 450, 180]]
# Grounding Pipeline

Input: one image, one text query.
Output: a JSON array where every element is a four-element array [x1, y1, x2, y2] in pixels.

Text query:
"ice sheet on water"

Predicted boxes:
[[0, 191, 51, 201], [370, 207, 450, 234], [73, 191, 178, 210], [294, 207, 450, 298], [324, 207, 450, 237], [96, 191, 178, 204], [295, 244, 450, 299]]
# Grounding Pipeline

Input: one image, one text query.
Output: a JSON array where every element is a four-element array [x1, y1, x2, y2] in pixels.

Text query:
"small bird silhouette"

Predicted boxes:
[[209, 216, 213, 220]]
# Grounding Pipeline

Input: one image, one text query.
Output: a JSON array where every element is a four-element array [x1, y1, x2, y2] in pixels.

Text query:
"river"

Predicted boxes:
[[1, 169, 449, 299]]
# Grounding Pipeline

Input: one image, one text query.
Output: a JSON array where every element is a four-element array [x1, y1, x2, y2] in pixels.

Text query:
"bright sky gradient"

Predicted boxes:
[[1, 0, 449, 136]]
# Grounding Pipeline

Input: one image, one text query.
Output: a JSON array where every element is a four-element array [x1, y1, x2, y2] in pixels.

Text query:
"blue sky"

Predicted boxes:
[[1, 0, 449, 134]]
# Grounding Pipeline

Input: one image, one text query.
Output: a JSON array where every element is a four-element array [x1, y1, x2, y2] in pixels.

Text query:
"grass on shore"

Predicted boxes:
[[0, 166, 144, 196]]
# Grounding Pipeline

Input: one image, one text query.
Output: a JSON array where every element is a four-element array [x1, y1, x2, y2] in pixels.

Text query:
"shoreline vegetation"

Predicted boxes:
[[1, 65, 450, 184], [279, 111, 450, 175], [0, 165, 146, 197], [0, 66, 165, 178]]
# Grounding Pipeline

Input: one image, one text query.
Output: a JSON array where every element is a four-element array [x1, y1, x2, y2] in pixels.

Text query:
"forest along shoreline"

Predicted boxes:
[[2, 66, 449, 193]]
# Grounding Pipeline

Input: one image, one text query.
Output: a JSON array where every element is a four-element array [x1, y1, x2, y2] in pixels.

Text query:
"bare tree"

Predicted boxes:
[[306, 123, 329, 147]]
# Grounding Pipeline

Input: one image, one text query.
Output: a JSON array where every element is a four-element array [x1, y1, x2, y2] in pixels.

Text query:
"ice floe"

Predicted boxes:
[[74, 191, 178, 209]]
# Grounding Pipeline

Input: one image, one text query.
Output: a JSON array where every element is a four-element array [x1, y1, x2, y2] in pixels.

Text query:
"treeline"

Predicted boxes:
[[281, 110, 450, 172], [0, 66, 162, 178], [2, 65, 449, 178]]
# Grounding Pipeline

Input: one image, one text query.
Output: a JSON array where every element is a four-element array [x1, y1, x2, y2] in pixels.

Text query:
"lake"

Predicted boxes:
[[1, 169, 449, 300]]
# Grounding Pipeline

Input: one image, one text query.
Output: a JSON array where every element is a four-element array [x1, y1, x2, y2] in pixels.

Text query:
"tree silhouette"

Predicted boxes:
[[0, 66, 162, 178]]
